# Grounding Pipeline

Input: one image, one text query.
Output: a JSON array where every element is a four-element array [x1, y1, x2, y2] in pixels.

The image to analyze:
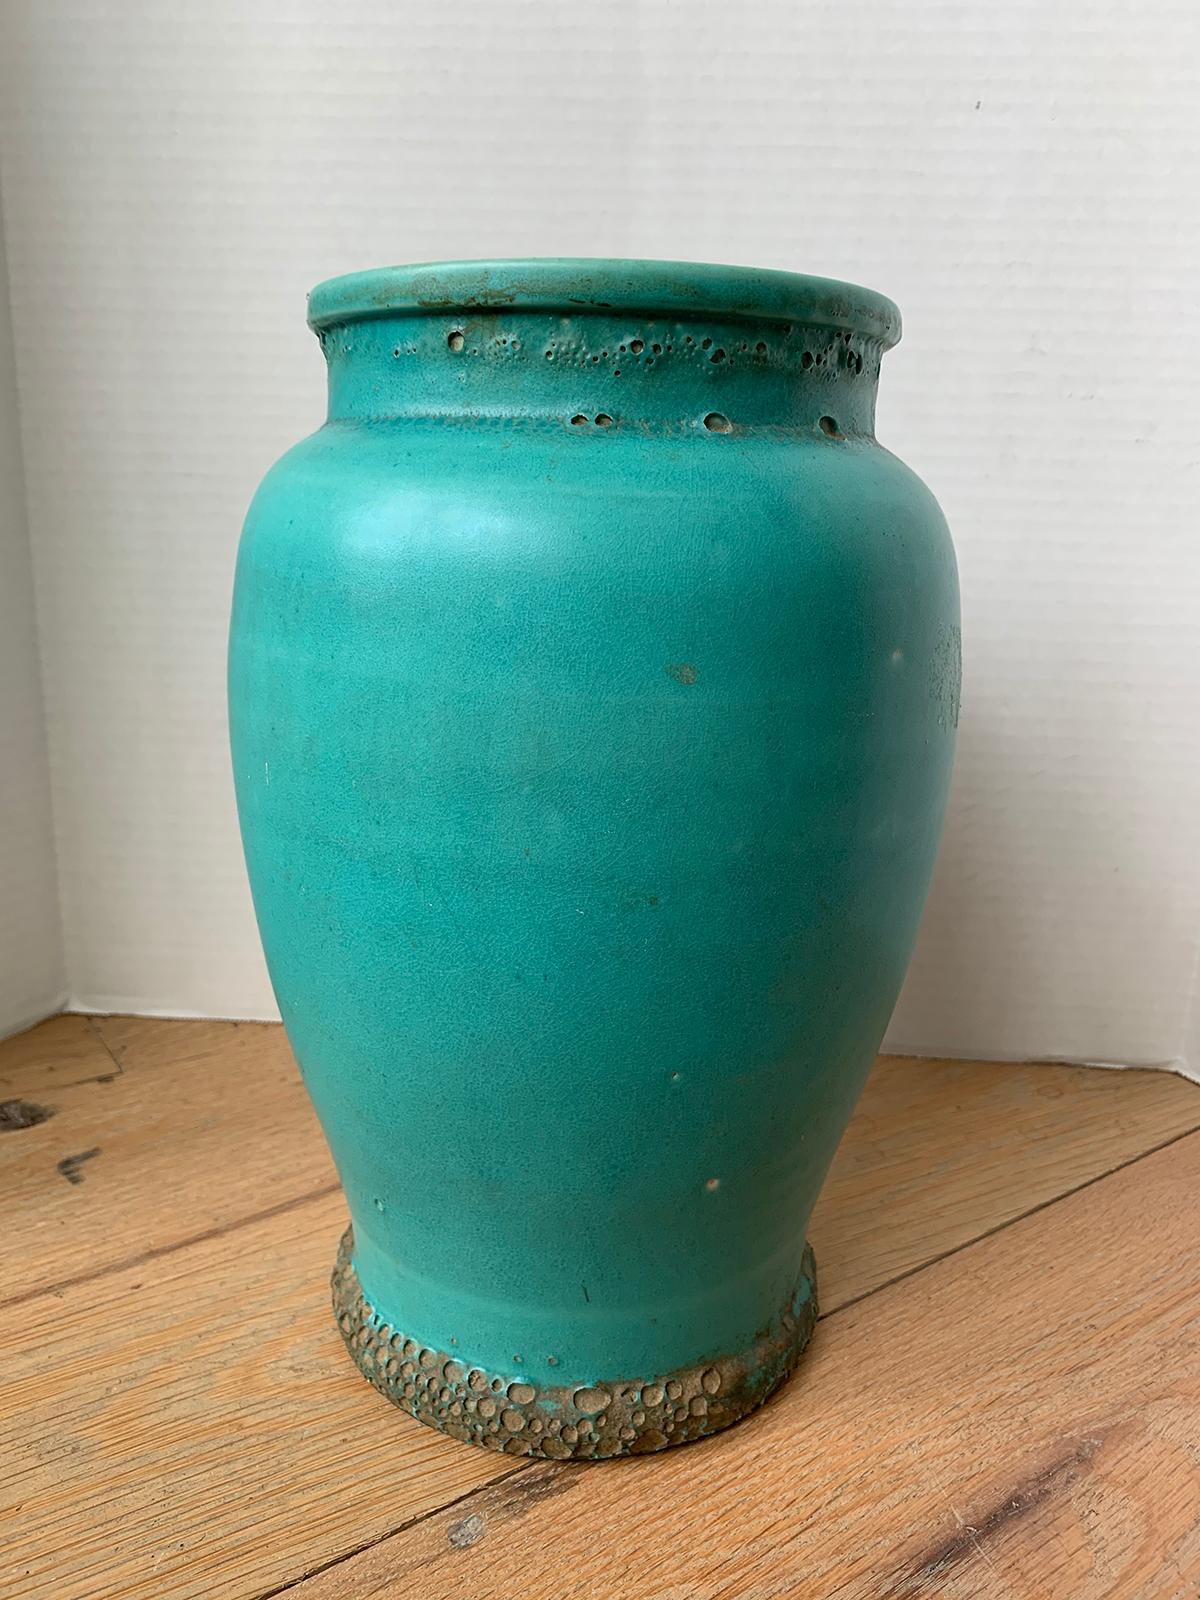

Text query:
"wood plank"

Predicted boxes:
[[2, 1019, 1197, 1598], [0, 1013, 118, 1097], [287, 1131, 1200, 1600], [811, 1052, 1200, 1308], [91, 1013, 292, 1079], [0, 1018, 334, 1305], [0, 1186, 506, 1600]]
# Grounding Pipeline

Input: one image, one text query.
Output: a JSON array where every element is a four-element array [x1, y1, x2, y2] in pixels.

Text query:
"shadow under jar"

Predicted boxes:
[[228, 259, 960, 1459]]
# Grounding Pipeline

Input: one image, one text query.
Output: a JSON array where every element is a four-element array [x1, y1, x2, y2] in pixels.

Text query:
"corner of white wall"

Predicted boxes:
[[1174, 947, 1200, 1083], [0, 172, 67, 1036]]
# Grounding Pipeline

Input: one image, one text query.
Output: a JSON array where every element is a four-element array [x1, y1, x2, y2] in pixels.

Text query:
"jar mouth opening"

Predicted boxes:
[[307, 258, 901, 348]]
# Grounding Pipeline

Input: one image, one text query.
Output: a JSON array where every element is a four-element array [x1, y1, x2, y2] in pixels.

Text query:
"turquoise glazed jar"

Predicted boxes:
[[229, 259, 959, 1459]]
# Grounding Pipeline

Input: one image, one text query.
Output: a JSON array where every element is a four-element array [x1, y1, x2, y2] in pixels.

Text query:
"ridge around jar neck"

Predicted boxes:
[[311, 259, 899, 438], [319, 309, 886, 437]]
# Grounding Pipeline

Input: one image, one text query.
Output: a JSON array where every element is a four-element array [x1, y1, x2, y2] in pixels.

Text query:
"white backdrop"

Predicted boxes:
[[1, 0, 1198, 1071], [0, 186, 64, 1032]]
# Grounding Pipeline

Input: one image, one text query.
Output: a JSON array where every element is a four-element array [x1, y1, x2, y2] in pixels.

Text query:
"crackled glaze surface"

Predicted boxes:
[[230, 259, 958, 1451]]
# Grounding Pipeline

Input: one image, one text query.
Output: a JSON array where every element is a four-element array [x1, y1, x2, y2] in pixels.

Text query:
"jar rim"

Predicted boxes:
[[306, 258, 901, 347]]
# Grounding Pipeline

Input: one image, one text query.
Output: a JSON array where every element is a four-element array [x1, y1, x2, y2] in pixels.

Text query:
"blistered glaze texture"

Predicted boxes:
[[229, 263, 958, 1440], [321, 309, 883, 436], [333, 1228, 817, 1458]]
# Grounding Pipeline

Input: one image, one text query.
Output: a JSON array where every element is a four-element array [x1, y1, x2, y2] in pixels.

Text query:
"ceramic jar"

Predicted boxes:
[[229, 259, 959, 1457]]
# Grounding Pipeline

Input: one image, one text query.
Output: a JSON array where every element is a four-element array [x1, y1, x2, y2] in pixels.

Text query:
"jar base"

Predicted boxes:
[[331, 1226, 818, 1459]]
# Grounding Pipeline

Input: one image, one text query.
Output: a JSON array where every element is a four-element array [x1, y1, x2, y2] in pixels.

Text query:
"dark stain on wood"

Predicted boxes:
[[56, 1148, 102, 1185], [0, 1098, 54, 1131], [491, 1461, 580, 1517], [891, 1432, 1109, 1593], [440, 1462, 581, 1557]]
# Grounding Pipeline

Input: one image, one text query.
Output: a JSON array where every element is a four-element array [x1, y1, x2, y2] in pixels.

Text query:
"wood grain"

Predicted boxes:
[[811, 1052, 1200, 1309], [1, 1017, 1197, 1599], [0, 1017, 334, 1305], [0, 1013, 119, 1096], [0, 1185, 507, 1600], [287, 1131, 1200, 1600]]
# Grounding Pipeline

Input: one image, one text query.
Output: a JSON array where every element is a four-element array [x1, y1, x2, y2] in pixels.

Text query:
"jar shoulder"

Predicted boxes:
[[237, 420, 955, 606], [249, 416, 953, 547]]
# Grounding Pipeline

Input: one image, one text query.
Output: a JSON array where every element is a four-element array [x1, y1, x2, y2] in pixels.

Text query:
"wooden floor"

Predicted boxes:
[[2, 1018, 1199, 1599]]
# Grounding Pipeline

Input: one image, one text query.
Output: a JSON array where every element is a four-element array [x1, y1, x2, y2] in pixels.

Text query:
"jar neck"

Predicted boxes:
[[318, 309, 883, 437]]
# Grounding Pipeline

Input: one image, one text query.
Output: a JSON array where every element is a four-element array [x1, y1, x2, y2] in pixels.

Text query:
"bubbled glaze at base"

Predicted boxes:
[[332, 1228, 818, 1460]]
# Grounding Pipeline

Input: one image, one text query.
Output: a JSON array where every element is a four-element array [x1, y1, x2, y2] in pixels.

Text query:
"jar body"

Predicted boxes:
[[229, 264, 959, 1457]]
